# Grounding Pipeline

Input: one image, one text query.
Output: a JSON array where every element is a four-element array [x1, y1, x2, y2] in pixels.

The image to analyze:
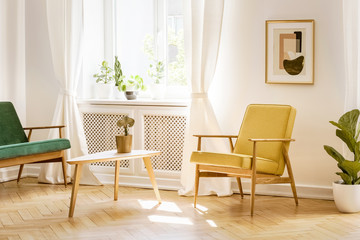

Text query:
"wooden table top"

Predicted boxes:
[[67, 150, 161, 165]]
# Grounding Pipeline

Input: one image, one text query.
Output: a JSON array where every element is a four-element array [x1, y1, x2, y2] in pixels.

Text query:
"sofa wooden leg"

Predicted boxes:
[[17, 164, 24, 183], [61, 157, 67, 188]]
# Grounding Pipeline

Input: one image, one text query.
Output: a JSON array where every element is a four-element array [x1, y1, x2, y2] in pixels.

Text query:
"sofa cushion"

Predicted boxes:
[[0, 102, 28, 145], [190, 151, 280, 175], [0, 139, 71, 159]]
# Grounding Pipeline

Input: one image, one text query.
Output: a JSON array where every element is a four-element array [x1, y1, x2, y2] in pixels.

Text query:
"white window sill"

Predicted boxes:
[[77, 98, 190, 107]]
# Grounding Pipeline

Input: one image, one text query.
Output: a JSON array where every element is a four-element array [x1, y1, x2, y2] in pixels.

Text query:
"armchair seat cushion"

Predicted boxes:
[[0, 139, 71, 160], [190, 151, 280, 175]]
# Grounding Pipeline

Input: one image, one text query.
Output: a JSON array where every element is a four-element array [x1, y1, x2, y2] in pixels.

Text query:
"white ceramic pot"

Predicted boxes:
[[150, 83, 165, 100], [333, 181, 360, 213], [95, 83, 113, 99]]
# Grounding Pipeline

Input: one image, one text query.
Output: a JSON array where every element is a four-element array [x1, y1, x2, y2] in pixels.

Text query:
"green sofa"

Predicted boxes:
[[0, 102, 71, 186]]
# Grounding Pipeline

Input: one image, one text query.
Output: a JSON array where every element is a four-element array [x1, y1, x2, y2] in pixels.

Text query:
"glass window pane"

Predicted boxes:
[[167, 0, 186, 86]]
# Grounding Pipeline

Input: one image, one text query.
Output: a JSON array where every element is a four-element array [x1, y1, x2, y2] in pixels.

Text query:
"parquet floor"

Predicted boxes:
[[1, 178, 360, 240]]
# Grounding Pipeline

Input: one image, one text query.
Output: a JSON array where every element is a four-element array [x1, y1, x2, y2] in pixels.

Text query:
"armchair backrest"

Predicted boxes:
[[233, 104, 296, 175], [0, 102, 28, 146]]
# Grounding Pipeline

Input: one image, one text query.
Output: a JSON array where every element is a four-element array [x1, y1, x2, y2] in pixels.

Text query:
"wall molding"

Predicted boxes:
[[0, 165, 333, 200]]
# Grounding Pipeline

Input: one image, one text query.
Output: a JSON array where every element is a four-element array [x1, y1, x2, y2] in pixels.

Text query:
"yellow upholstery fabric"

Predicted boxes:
[[190, 151, 279, 174], [190, 104, 296, 176]]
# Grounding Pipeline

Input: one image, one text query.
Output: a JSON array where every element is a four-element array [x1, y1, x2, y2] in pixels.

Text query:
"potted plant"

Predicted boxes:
[[93, 60, 114, 99], [115, 116, 135, 153], [118, 75, 146, 100], [144, 34, 166, 100], [113, 56, 124, 99], [148, 60, 166, 100], [324, 109, 360, 213]]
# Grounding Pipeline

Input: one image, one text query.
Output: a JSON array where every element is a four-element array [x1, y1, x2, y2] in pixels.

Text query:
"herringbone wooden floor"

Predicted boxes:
[[1, 178, 360, 240]]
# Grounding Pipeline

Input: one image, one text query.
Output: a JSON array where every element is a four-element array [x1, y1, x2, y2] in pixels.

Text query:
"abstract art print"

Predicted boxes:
[[266, 20, 314, 84]]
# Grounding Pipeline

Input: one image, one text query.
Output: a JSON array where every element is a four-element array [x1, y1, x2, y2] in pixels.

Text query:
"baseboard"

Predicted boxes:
[[230, 180, 333, 200], [0, 166, 333, 200]]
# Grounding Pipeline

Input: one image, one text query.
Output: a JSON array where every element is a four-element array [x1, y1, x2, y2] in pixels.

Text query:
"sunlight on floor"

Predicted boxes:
[[206, 220, 217, 227], [148, 215, 193, 225], [138, 200, 182, 213], [193, 204, 208, 212]]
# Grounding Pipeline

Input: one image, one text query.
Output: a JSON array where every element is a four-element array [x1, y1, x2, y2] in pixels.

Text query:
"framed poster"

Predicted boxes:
[[266, 20, 314, 84]]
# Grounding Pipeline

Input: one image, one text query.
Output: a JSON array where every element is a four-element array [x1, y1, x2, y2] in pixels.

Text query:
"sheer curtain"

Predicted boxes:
[[178, 0, 232, 196], [38, 0, 101, 185], [343, 0, 360, 111]]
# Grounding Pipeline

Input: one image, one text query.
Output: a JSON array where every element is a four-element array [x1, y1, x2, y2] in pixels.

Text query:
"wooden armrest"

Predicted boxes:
[[23, 125, 66, 140], [194, 134, 238, 152], [248, 138, 295, 142], [23, 125, 65, 130], [193, 134, 238, 138]]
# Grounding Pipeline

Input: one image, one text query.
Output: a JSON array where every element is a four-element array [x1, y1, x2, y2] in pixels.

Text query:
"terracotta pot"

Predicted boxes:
[[115, 135, 132, 153]]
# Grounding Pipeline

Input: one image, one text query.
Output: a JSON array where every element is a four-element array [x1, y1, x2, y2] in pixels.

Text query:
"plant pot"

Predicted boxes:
[[124, 91, 138, 100], [333, 181, 360, 213], [150, 83, 165, 100], [95, 83, 113, 99], [115, 135, 132, 153]]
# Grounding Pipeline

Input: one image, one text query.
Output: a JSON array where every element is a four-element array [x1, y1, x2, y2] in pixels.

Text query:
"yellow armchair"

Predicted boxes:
[[191, 104, 298, 216]]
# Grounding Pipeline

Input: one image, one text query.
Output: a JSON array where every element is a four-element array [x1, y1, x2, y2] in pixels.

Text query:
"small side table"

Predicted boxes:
[[66, 150, 162, 217]]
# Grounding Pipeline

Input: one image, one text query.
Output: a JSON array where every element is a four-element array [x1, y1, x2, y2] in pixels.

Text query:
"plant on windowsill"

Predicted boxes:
[[118, 75, 147, 100], [93, 60, 114, 99], [324, 109, 360, 213], [143, 34, 166, 100], [113, 56, 124, 99], [115, 116, 135, 153], [148, 60, 166, 100]]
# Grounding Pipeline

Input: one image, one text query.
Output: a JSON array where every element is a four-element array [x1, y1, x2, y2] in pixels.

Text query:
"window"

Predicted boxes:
[[114, 0, 187, 99]]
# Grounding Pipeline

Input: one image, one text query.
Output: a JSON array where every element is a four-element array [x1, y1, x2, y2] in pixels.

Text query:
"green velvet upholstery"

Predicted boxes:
[[0, 139, 71, 159], [0, 102, 28, 146], [190, 104, 296, 175]]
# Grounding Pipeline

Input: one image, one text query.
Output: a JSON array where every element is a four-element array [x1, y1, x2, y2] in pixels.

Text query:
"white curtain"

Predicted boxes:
[[178, 0, 232, 196], [343, 0, 360, 111], [0, 0, 26, 122], [38, 0, 101, 185]]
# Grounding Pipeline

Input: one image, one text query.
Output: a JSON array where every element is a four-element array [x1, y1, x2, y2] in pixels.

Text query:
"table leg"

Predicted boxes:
[[114, 160, 120, 201], [69, 164, 83, 218], [142, 157, 161, 203]]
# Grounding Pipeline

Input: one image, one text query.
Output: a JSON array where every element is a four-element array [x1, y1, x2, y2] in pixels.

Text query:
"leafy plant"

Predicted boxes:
[[143, 34, 165, 85], [324, 109, 360, 185], [147, 60, 165, 84], [93, 60, 114, 84], [116, 116, 135, 136], [118, 75, 147, 92], [114, 56, 123, 87]]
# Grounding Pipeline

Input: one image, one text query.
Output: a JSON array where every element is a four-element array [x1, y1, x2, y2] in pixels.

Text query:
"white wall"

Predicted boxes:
[[210, 0, 345, 193], [0, 0, 26, 122], [25, 0, 59, 139]]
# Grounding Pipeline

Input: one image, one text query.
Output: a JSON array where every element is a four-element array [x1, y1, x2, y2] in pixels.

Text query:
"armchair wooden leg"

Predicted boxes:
[[61, 157, 67, 188], [194, 164, 200, 208], [236, 177, 244, 199], [283, 146, 298, 206], [17, 164, 24, 183], [250, 178, 256, 216]]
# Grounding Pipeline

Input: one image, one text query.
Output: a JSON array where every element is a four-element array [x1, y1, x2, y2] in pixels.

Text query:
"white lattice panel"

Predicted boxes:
[[143, 114, 186, 172], [83, 113, 129, 168]]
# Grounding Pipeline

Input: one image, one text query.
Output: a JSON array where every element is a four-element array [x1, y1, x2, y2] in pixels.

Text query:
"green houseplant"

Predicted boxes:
[[93, 60, 114, 99], [118, 75, 146, 100], [324, 109, 360, 212], [115, 116, 135, 153], [148, 60, 166, 100]]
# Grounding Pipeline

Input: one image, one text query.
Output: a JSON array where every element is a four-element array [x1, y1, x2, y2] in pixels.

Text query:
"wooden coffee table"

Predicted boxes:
[[66, 150, 162, 217]]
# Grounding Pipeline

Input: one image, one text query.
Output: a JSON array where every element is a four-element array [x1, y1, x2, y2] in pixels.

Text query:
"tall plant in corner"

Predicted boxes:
[[324, 109, 360, 185]]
